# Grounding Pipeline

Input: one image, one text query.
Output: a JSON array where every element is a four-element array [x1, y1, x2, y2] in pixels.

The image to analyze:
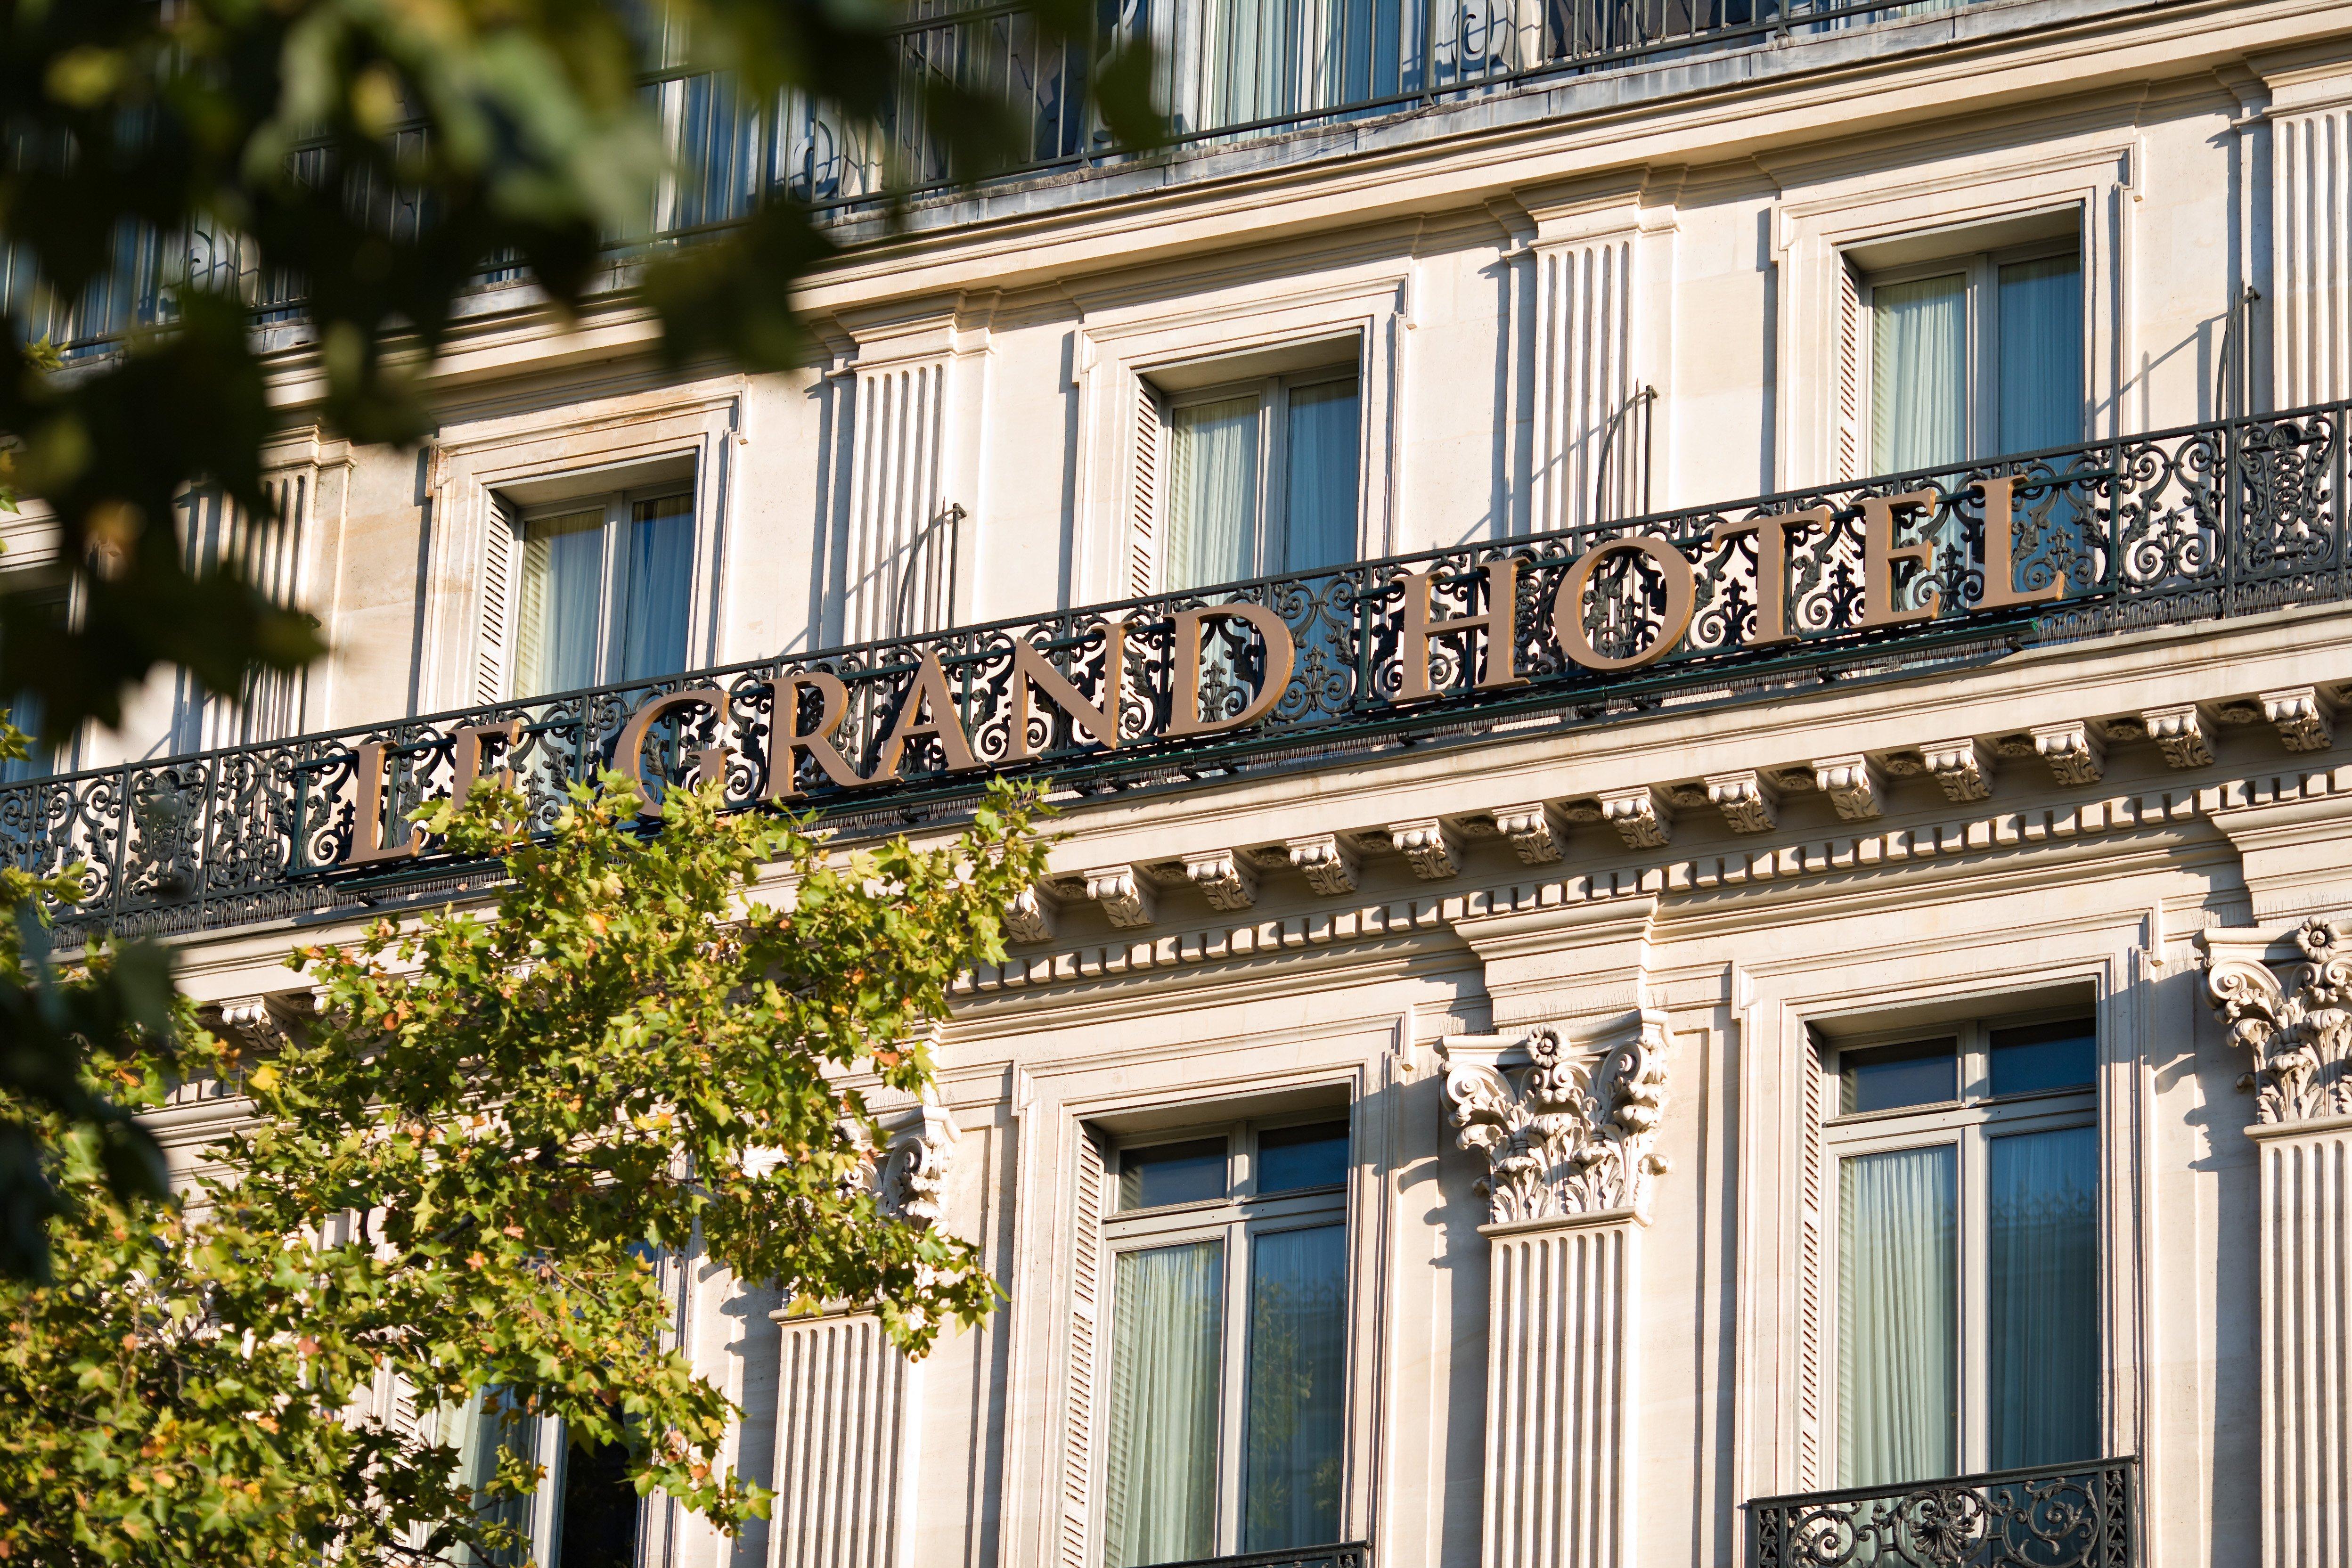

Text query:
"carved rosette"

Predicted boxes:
[[2208, 917, 2352, 1126], [1443, 1019, 1671, 1225]]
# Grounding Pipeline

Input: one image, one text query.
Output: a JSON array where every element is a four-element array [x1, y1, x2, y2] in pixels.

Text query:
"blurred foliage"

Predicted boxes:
[[0, 0, 1152, 1271], [0, 771, 1050, 1563]]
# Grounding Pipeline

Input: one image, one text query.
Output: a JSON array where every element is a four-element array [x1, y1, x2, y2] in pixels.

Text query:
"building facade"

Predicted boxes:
[[26, 1, 2352, 1565]]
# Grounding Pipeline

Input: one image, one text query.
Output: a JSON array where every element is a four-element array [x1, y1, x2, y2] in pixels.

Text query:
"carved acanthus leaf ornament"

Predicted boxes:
[[877, 1089, 961, 1225], [2207, 916, 2352, 1125], [1443, 1019, 1670, 1225]]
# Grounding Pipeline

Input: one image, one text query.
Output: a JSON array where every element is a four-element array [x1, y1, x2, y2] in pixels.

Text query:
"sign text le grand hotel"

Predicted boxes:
[[343, 477, 2074, 868]]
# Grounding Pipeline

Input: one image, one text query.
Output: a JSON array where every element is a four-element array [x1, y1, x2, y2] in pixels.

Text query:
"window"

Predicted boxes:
[[1863, 242, 2082, 471], [445, 1392, 642, 1568], [1824, 1014, 2099, 1488], [0, 589, 66, 781], [1099, 1118, 1351, 1567], [1160, 369, 1360, 591], [508, 489, 694, 698]]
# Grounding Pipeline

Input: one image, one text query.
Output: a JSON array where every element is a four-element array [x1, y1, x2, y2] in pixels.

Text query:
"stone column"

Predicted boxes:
[[2205, 916, 2352, 1568], [1442, 1012, 1669, 1568]]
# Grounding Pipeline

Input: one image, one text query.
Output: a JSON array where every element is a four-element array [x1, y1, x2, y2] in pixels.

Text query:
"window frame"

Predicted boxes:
[[1157, 363, 1364, 589], [1096, 1113, 1353, 1562], [507, 482, 696, 697], [1819, 1005, 2100, 1481], [1858, 236, 2085, 468]]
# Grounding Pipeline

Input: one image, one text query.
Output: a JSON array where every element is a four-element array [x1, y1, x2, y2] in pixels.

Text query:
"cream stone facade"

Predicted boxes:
[[26, 1, 2352, 1566]]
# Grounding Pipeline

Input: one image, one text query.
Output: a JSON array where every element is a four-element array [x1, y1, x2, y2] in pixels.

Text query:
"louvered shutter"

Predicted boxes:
[[1129, 380, 1163, 599], [1797, 1028, 1827, 1488], [1835, 261, 1864, 481], [476, 499, 520, 705], [1060, 1126, 1109, 1568]]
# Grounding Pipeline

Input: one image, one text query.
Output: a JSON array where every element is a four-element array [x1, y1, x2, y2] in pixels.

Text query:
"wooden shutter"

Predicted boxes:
[[1835, 260, 1864, 481], [1797, 1028, 1827, 1489], [1060, 1126, 1109, 1568], [476, 499, 519, 706], [1129, 379, 1163, 599]]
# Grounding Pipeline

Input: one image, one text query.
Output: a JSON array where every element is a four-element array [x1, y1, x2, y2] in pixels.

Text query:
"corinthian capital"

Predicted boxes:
[[1441, 1014, 1671, 1225], [2206, 916, 2352, 1126]]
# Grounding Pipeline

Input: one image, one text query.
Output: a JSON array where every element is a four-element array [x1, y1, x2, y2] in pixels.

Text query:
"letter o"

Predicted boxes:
[[1550, 536, 1698, 673]]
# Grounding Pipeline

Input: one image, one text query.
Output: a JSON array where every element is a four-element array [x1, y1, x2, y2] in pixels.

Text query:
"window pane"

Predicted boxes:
[[1257, 1122, 1348, 1194], [1838, 1038, 1958, 1115], [1990, 1020, 2097, 1097], [1871, 272, 1968, 473], [1118, 1138, 1227, 1210], [1990, 1126, 2100, 1469], [617, 494, 694, 682], [450, 1387, 535, 1567], [1244, 1224, 1347, 1552], [555, 1428, 639, 1568], [515, 508, 605, 697], [1997, 255, 2083, 454], [1282, 379, 1359, 572], [1167, 395, 1261, 590], [1104, 1241, 1224, 1568], [1838, 1144, 1957, 1488]]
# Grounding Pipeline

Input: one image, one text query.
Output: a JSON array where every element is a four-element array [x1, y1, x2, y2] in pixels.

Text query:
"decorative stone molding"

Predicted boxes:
[[2207, 916, 2352, 1125], [2262, 686, 2336, 753], [1494, 803, 1566, 865], [1082, 866, 1156, 930], [1389, 818, 1462, 880], [1703, 770, 1779, 834], [1811, 755, 1885, 821], [1182, 849, 1258, 911], [2143, 703, 2214, 768], [1441, 1016, 1671, 1225], [1921, 738, 1994, 802], [1288, 833, 1362, 897], [2031, 721, 2106, 786], [1599, 785, 1671, 849], [1004, 885, 1059, 944], [878, 1089, 960, 1226]]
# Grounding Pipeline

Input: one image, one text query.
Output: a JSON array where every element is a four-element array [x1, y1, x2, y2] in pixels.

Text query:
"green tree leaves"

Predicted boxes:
[[0, 771, 1049, 1564]]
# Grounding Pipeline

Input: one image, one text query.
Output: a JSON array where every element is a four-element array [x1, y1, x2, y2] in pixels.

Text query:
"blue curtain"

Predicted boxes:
[[1996, 256, 2083, 453], [1838, 1144, 1957, 1488], [515, 509, 605, 697], [1990, 1126, 2099, 1469], [1104, 1241, 1225, 1568], [618, 496, 695, 682], [1871, 273, 1968, 473], [1243, 1224, 1347, 1550], [1282, 380, 1359, 572]]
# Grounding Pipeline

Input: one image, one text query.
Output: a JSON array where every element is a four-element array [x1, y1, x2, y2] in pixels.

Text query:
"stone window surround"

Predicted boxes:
[[1769, 133, 2137, 490], [1739, 949, 2153, 1504], [417, 379, 744, 714], [1068, 266, 1409, 606]]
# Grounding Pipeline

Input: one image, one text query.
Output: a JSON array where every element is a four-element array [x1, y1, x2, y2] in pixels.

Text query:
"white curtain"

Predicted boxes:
[[1210, 0, 1299, 126], [1168, 395, 1261, 590], [1871, 272, 1968, 474], [618, 495, 694, 682], [1105, 1241, 1224, 1568], [1989, 1127, 2099, 1469], [1243, 1224, 1347, 1552], [1838, 1144, 1957, 1488], [515, 508, 605, 697], [1281, 380, 1359, 573], [1996, 256, 2083, 453], [442, 1388, 535, 1568]]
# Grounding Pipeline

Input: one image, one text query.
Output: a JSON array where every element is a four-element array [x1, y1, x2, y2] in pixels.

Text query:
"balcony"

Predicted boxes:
[[1145, 1546, 1369, 1568], [0, 0, 2000, 357], [1745, 1457, 2137, 1568], [5, 400, 2343, 945]]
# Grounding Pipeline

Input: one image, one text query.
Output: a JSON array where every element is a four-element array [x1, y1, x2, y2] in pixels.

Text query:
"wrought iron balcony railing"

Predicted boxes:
[[7, 400, 2345, 945], [5, 0, 1981, 355], [1746, 1456, 2137, 1568], [1144, 1544, 1368, 1568]]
